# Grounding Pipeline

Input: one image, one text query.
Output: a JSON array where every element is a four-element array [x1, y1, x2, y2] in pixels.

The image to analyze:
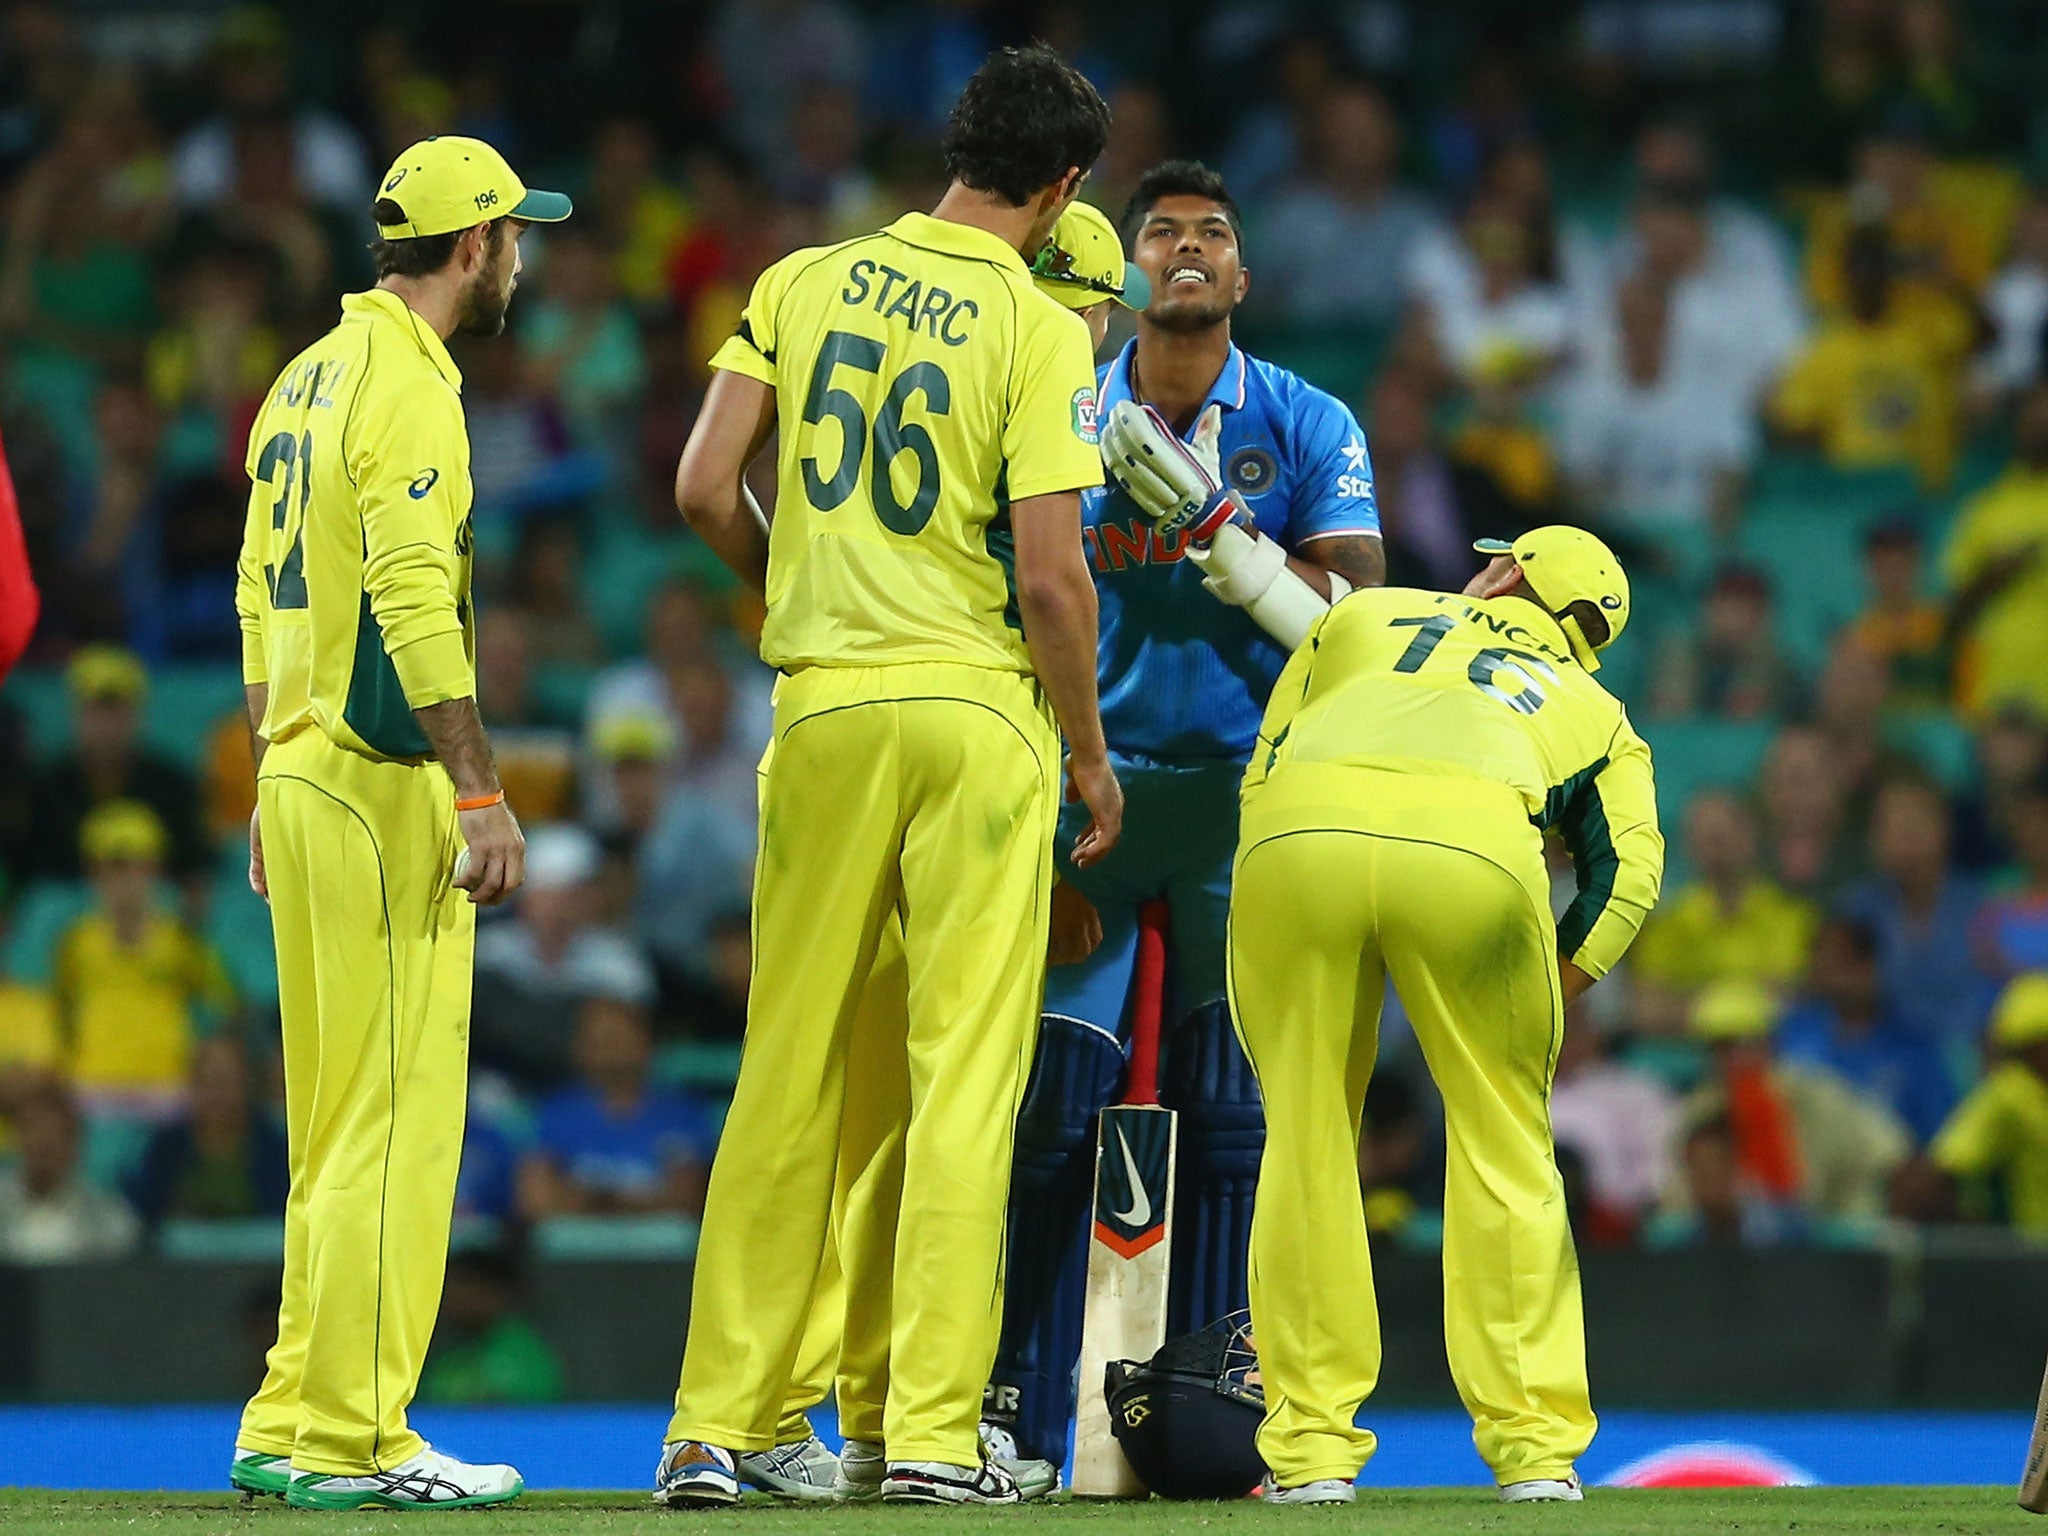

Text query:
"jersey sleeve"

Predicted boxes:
[[1002, 301, 1104, 501], [1242, 604, 1336, 798], [1284, 387, 1380, 545], [352, 381, 474, 710], [1550, 710, 1665, 980], [234, 468, 271, 688], [707, 257, 790, 386]]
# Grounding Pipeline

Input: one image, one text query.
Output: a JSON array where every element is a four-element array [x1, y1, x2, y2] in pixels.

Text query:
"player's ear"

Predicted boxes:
[[1234, 263, 1250, 305]]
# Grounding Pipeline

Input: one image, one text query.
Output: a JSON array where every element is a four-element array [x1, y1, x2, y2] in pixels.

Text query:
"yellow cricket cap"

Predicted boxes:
[[373, 136, 572, 240], [1690, 980, 1777, 1042], [592, 711, 676, 765], [1474, 525, 1631, 672], [67, 644, 147, 703], [1031, 201, 1150, 313], [81, 799, 167, 865], [1992, 974, 2048, 1050]]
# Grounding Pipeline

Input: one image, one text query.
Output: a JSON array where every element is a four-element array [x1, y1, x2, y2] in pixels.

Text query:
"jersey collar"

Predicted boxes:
[[1102, 339, 1250, 418], [342, 288, 465, 392], [883, 212, 1030, 274]]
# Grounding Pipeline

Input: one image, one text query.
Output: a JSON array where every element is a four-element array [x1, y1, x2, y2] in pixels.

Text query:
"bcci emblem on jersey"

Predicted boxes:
[[1092, 1104, 1175, 1258], [1227, 446, 1277, 495]]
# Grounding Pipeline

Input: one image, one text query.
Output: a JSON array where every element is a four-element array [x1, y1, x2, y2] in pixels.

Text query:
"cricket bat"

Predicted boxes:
[[2021, 1350, 2048, 1512], [1072, 900, 1177, 1499]]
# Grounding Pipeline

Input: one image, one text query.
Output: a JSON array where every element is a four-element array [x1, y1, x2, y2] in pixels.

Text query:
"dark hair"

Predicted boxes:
[[1820, 913, 1882, 963], [941, 42, 1110, 207], [1121, 159, 1243, 247], [368, 206, 506, 280], [1560, 598, 1612, 650]]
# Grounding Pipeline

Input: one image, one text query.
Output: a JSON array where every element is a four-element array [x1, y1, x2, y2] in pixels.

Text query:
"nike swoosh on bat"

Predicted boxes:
[[1109, 1125, 1151, 1227]]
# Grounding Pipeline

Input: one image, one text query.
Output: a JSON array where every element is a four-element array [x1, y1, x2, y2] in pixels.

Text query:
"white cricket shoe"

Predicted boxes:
[[1262, 1476, 1357, 1504], [285, 1446, 522, 1510], [835, 1438, 885, 1500], [882, 1457, 1022, 1504], [739, 1434, 841, 1501], [979, 1421, 1060, 1499], [1500, 1471, 1584, 1502], [653, 1440, 741, 1507]]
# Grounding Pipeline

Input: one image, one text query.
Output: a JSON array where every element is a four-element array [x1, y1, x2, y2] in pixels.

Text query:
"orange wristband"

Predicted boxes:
[[456, 790, 505, 812]]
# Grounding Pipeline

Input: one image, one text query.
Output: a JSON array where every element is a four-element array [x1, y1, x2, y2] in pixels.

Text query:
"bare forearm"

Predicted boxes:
[[1019, 573, 1107, 763], [1560, 960, 1595, 1006], [413, 696, 499, 798], [679, 482, 771, 592], [1295, 533, 1386, 597], [243, 683, 268, 772]]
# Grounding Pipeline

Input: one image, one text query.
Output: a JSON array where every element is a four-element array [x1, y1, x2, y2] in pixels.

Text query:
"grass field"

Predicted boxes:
[[0, 1488, 2039, 1536]]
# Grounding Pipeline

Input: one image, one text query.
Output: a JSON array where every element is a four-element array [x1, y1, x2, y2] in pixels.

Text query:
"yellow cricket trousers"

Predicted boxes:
[[1229, 764, 1593, 1488], [238, 727, 474, 1475], [670, 661, 1058, 1465], [774, 926, 912, 1447]]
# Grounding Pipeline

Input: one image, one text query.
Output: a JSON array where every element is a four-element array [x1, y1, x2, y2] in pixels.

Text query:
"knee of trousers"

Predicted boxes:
[[1013, 1013, 1127, 1168]]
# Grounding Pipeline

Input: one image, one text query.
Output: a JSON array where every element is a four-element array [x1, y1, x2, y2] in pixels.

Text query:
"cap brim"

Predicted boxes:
[[511, 188, 573, 223], [1473, 538, 1515, 555], [1118, 265, 1151, 310]]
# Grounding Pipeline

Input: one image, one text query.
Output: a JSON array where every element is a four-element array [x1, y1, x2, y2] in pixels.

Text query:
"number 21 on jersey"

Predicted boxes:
[[258, 429, 313, 611]]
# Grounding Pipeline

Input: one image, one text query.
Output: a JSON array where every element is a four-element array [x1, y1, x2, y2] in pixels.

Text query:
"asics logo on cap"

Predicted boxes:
[[383, 168, 408, 192]]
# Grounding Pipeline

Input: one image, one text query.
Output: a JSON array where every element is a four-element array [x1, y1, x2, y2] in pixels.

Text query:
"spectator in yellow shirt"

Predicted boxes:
[[1806, 123, 1995, 321], [53, 801, 235, 1119], [1946, 383, 2048, 718], [1631, 790, 1820, 1035], [1893, 973, 2048, 1237], [1774, 224, 1973, 490]]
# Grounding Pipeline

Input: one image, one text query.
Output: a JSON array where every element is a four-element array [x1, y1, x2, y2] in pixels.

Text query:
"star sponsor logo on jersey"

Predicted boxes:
[[1072, 387, 1100, 445], [408, 468, 441, 499], [1227, 446, 1277, 496], [1335, 435, 1374, 500]]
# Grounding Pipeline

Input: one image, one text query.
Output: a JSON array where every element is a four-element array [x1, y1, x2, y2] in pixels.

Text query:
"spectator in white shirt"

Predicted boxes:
[[0, 1082, 139, 1263], [1975, 191, 2048, 407], [1558, 274, 1754, 537], [1405, 177, 1570, 385]]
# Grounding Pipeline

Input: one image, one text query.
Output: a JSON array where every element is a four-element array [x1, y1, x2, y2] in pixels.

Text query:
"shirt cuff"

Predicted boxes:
[[710, 337, 775, 386], [389, 629, 474, 709]]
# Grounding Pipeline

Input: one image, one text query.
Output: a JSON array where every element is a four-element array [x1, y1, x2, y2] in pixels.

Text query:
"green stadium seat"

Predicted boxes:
[[158, 1218, 287, 1262], [1734, 508, 1874, 668], [653, 1040, 743, 1096], [1638, 716, 1779, 837], [532, 1213, 699, 1261], [1, 879, 90, 986], [1887, 712, 1978, 790], [0, 663, 242, 768], [205, 874, 279, 1010]]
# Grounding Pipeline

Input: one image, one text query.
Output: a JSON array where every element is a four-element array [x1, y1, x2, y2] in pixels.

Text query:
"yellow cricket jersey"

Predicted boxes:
[[1244, 587, 1665, 979], [1930, 1062, 2048, 1236], [711, 212, 1103, 672], [236, 289, 477, 761]]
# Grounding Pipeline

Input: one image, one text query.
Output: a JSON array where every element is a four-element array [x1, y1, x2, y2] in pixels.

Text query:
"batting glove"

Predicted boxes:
[[1101, 400, 1248, 545]]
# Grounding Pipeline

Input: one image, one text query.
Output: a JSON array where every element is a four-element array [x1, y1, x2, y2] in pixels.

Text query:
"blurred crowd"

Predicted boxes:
[[7, 0, 2048, 1395]]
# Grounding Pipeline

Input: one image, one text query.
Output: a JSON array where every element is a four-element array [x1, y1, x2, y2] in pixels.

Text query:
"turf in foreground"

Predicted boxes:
[[0, 1487, 2038, 1536]]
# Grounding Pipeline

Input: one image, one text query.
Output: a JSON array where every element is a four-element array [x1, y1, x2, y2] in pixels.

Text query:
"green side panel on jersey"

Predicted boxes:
[[343, 593, 432, 760], [987, 466, 1021, 635]]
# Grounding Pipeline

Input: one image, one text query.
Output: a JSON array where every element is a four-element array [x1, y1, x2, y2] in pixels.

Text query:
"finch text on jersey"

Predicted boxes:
[[841, 259, 978, 345]]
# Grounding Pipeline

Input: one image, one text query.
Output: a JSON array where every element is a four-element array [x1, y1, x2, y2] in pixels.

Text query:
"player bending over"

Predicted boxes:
[[653, 44, 1121, 1509], [1231, 528, 1664, 1504], [984, 160, 1384, 1491]]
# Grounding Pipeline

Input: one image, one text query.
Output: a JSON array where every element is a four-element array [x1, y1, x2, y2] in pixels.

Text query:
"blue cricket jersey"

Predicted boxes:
[[1085, 340, 1380, 760]]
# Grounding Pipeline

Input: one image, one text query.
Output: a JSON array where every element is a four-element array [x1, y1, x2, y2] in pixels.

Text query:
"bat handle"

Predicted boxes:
[[1127, 900, 1169, 1107]]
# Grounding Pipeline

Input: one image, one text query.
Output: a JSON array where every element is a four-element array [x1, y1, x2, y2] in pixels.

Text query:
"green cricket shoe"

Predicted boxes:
[[285, 1446, 525, 1510], [229, 1449, 292, 1498]]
